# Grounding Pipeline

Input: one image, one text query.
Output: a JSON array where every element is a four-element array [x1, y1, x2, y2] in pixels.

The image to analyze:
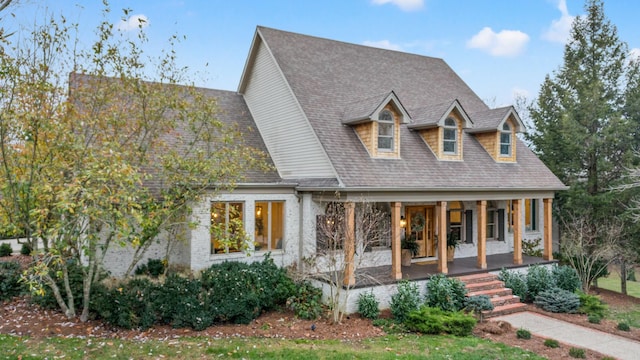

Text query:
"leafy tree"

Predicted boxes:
[[1, 3, 268, 321], [526, 0, 640, 290]]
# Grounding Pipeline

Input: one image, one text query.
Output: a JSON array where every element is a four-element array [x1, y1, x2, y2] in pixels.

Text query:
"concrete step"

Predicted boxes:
[[455, 273, 499, 285], [483, 302, 528, 318], [467, 287, 513, 298], [488, 294, 522, 307], [465, 280, 505, 292]]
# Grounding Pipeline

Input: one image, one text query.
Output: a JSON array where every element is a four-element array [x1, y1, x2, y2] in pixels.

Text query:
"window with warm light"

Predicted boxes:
[[443, 117, 457, 154], [486, 201, 498, 240], [211, 202, 244, 254], [377, 110, 394, 151], [525, 198, 538, 232], [500, 123, 511, 156], [447, 201, 463, 243], [254, 201, 284, 251]]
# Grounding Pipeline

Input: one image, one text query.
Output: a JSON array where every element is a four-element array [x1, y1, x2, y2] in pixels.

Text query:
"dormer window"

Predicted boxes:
[[443, 117, 457, 154], [377, 110, 394, 151], [500, 123, 511, 156]]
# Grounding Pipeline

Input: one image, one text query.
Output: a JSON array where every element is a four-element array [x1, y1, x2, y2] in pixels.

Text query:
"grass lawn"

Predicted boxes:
[[0, 334, 545, 360], [597, 271, 640, 328]]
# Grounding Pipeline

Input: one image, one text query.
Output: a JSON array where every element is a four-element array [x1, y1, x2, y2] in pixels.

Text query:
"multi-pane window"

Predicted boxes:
[[377, 110, 394, 151], [525, 198, 538, 231], [500, 123, 511, 156], [211, 202, 244, 254], [254, 201, 285, 251], [447, 201, 463, 243], [316, 202, 346, 250], [443, 117, 457, 154], [486, 201, 497, 240]]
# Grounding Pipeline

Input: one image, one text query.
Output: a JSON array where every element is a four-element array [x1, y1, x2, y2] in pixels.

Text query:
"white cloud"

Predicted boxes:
[[117, 14, 150, 31], [466, 27, 529, 57], [371, 0, 424, 12], [542, 0, 574, 44], [630, 48, 640, 61], [363, 40, 403, 51]]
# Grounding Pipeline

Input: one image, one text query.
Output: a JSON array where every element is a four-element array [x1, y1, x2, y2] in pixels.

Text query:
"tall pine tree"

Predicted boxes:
[[527, 0, 640, 223]]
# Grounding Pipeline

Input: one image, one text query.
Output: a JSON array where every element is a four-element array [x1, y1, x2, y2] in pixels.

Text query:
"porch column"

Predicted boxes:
[[391, 202, 402, 280], [513, 199, 523, 265], [343, 201, 356, 286], [437, 201, 448, 274], [477, 200, 487, 269], [543, 198, 553, 261]]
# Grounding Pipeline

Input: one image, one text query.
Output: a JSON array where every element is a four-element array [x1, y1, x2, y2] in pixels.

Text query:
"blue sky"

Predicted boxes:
[[4, 0, 639, 107]]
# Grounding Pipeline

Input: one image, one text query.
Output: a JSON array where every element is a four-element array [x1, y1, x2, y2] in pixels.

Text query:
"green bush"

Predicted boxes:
[[31, 259, 86, 310], [0, 243, 12, 257], [390, 280, 421, 322], [534, 287, 580, 313], [577, 291, 608, 318], [498, 268, 528, 301], [522, 238, 543, 257], [357, 291, 380, 320], [544, 339, 559, 348], [552, 265, 581, 292], [0, 261, 23, 301], [516, 328, 531, 339], [465, 295, 494, 319], [425, 274, 467, 312], [20, 243, 32, 256], [588, 314, 602, 324], [527, 265, 555, 301], [617, 322, 631, 331], [568, 347, 586, 358], [287, 281, 323, 320], [91, 278, 158, 330], [404, 306, 476, 336], [134, 258, 165, 278], [154, 274, 212, 330]]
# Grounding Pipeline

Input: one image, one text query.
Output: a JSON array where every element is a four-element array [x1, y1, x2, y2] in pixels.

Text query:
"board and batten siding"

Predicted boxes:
[[242, 40, 335, 178]]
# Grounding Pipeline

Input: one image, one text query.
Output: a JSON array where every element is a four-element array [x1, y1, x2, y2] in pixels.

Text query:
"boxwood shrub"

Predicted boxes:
[[0, 261, 24, 301]]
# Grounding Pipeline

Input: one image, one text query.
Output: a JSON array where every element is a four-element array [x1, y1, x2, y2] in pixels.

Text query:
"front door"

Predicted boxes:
[[406, 206, 435, 257]]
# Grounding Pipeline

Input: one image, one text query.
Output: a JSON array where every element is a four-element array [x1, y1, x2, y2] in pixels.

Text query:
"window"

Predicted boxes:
[[377, 110, 394, 151], [525, 198, 538, 232], [317, 202, 346, 250], [447, 201, 464, 243], [500, 123, 511, 156], [358, 202, 391, 250], [255, 201, 285, 251], [507, 200, 514, 232], [211, 202, 245, 254], [486, 201, 498, 240], [443, 117, 457, 154]]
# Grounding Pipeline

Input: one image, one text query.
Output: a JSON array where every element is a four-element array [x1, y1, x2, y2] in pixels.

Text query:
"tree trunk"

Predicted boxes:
[[621, 260, 628, 295], [44, 274, 75, 318]]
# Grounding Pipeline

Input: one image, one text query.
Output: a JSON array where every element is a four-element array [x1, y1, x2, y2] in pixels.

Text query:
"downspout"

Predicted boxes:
[[294, 191, 304, 271]]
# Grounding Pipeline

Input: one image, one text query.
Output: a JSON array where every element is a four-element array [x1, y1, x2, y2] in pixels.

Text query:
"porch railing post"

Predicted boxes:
[[437, 201, 448, 274], [343, 201, 356, 286], [391, 202, 402, 280], [477, 200, 487, 269], [543, 198, 553, 261], [513, 199, 523, 265]]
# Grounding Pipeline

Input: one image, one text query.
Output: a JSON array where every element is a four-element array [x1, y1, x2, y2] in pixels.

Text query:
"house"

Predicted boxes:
[[102, 27, 566, 297]]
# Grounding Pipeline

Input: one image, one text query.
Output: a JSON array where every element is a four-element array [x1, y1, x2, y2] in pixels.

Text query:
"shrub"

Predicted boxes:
[[0, 243, 12, 257], [390, 280, 421, 322], [287, 281, 323, 320], [527, 265, 554, 301], [425, 274, 467, 312], [404, 306, 476, 336], [465, 295, 494, 321], [544, 339, 560, 348], [516, 328, 531, 339], [617, 322, 631, 331], [20, 243, 32, 256], [0, 261, 23, 301], [498, 268, 528, 301], [154, 274, 212, 330], [357, 291, 380, 319], [534, 287, 580, 313], [588, 314, 602, 324], [552, 265, 581, 292], [91, 278, 158, 330], [577, 291, 608, 318], [522, 238, 543, 257], [134, 258, 166, 278], [568, 347, 586, 358]]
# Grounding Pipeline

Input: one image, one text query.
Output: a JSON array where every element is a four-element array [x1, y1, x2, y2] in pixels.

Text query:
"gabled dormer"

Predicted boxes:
[[342, 91, 410, 159], [408, 100, 473, 161], [467, 106, 524, 163]]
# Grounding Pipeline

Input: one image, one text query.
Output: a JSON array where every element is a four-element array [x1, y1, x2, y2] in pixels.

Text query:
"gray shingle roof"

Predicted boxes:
[[256, 27, 565, 191]]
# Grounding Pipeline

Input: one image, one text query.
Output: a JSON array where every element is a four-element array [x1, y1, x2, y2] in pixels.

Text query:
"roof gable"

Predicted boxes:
[[408, 100, 473, 130], [468, 106, 525, 133], [342, 91, 410, 125]]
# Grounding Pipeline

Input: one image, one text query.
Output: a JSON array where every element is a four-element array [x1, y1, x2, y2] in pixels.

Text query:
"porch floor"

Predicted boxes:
[[353, 253, 557, 288]]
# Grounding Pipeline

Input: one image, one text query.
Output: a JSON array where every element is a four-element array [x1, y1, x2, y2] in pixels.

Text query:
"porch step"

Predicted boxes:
[[456, 272, 527, 318]]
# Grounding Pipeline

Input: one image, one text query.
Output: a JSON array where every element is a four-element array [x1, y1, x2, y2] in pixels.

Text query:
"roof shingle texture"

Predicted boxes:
[[257, 26, 565, 191]]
